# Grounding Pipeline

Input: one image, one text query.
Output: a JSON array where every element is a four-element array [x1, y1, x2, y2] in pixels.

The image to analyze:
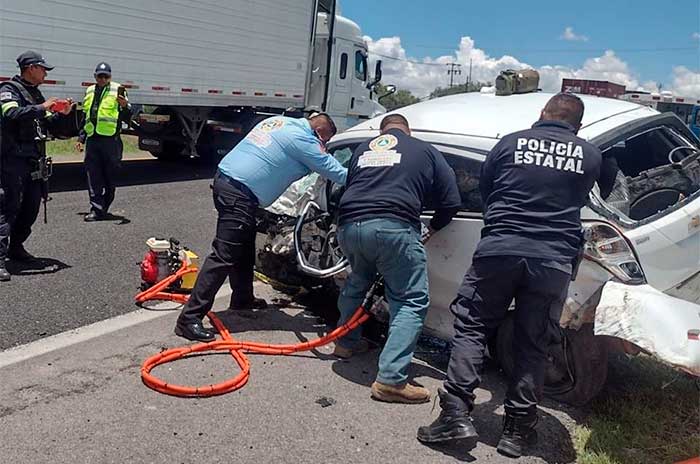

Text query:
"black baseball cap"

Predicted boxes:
[[94, 62, 112, 76], [16, 50, 54, 70]]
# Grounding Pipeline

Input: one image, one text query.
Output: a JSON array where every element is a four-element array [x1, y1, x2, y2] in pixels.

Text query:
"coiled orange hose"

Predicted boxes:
[[138, 262, 370, 397]]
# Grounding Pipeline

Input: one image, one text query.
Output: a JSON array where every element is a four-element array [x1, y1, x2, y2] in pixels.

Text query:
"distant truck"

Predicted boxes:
[[562, 79, 700, 138], [619, 92, 700, 138], [561, 78, 626, 99], [0, 0, 385, 160]]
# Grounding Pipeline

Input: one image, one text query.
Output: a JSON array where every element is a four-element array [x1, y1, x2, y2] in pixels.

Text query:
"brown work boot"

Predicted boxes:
[[333, 339, 370, 359], [371, 381, 430, 404]]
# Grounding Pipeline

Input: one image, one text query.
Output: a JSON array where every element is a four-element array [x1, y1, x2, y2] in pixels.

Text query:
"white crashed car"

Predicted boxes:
[[255, 91, 700, 405]]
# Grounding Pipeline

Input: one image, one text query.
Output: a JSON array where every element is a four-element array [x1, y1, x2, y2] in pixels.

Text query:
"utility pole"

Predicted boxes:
[[446, 62, 462, 88], [467, 58, 473, 91]]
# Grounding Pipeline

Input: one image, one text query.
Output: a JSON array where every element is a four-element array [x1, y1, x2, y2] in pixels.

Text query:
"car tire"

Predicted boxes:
[[495, 316, 608, 406]]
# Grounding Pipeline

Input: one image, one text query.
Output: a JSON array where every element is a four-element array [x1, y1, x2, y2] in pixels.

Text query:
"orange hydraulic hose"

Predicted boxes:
[[138, 262, 371, 397]]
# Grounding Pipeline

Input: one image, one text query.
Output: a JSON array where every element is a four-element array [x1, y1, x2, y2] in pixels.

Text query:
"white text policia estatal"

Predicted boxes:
[[513, 138, 585, 175]]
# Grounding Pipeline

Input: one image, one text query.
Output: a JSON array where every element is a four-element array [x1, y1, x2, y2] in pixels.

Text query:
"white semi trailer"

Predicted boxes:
[[0, 0, 385, 159]]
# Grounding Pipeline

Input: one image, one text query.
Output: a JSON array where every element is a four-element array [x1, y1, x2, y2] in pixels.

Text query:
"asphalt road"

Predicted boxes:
[[0, 158, 582, 463], [0, 158, 219, 349]]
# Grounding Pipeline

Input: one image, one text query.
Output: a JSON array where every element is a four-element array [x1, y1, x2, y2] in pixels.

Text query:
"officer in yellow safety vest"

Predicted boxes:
[[75, 62, 131, 221]]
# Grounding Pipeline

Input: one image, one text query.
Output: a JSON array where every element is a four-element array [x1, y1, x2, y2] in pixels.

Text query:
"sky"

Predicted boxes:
[[340, 0, 700, 98]]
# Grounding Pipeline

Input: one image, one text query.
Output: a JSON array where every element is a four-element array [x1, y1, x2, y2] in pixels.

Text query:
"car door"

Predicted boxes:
[[348, 46, 371, 117], [328, 39, 352, 116], [418, 145, 487, 336]]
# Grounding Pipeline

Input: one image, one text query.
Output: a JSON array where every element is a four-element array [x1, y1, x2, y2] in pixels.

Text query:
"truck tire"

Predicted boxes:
[[495, 317, 608, 406], [151, 141, 185, 161]]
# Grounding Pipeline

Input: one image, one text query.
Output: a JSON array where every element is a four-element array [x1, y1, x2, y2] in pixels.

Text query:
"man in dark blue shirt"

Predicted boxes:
[[334, 114, 461, 404], [417, 94, 602, 458]]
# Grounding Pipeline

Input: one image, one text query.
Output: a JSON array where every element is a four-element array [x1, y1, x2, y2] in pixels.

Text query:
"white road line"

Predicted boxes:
[[0, 287, 233, 369]]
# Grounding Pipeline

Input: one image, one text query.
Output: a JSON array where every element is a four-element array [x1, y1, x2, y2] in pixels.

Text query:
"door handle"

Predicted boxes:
[[351, 97, 355, 109]]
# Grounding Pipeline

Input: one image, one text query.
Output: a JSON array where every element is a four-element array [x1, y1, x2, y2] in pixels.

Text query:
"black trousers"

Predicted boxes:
[[85, 135, 122, 216], [179, 172, 258, 324], [444, 255, 571, 417], [0, 157, 43, 260]]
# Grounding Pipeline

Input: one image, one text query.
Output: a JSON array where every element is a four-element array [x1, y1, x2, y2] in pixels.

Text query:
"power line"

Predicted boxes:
[[368, 52, 446, 67], [446, 62, 462, 88]]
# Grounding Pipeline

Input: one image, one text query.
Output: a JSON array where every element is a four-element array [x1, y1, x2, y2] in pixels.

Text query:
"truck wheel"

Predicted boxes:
[[152, 141, 185, 161], [495, 317, 608, 406]]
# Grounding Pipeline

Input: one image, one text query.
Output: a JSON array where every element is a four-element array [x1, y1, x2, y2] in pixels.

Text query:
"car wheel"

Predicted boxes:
[[495, 316, 608, 406]]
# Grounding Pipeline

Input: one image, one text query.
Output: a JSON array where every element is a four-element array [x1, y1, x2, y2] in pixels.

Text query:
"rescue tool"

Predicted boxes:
[[137, 237, 384, 397]]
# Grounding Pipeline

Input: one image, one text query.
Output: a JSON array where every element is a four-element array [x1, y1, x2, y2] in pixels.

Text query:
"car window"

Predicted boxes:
[[339, 53, 348, 80], [354, 51, 367, 81], [440, 152, 484, 213], [605, 126, 698, 177], [331, 143, 485, 212], [332, 146, 355, 167], [601, 125, 700, 221]]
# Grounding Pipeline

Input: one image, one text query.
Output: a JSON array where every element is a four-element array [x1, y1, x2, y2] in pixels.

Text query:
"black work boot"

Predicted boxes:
[[8, 245, 35, 262], [416, 388, 478, 443], [228, 297, 268, 311], [0, 262, 10, 282], [497, 413, 538, 458], [174, 320, 217, 342]]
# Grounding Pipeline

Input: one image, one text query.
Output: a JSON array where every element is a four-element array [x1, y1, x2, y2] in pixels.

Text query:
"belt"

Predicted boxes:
[[216, 170, 259, 205]]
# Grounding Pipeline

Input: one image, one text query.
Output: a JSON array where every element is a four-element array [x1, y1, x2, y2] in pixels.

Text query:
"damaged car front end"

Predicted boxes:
[[255, 92, 700, 404]]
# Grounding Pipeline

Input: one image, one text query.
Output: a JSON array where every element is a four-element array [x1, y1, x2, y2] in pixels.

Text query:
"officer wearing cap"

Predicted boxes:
[[75, 62, 131, 221], [0, 51, 73, 282]]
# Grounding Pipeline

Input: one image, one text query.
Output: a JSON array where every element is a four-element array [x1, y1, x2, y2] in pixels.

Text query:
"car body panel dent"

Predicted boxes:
[[595, 281, 700, 376]]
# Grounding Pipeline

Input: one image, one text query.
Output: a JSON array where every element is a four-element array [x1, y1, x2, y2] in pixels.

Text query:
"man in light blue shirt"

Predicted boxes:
[[175, 113, 347, 342]]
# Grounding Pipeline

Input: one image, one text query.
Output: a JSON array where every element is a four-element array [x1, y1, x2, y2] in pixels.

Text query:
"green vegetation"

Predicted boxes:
[[574, 354, 700, 464], [47, 135, 141, 156], [429, 81, 490, 99], [373, 83, 420, 111]]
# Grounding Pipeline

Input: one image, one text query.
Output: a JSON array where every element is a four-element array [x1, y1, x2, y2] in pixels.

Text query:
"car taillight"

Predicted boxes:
[[583, 221, 646, 284]]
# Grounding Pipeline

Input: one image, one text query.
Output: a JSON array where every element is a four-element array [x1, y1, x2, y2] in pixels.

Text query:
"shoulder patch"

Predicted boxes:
[[258, 118, 285, 132], [369, 134, 398, 152], [0, 91, 14, 101]]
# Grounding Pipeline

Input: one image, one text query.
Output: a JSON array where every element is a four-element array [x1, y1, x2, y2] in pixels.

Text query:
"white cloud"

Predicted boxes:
[[692, 32, 700, 40], [561, 26, 589, 42], [671, 66, 700, 96], [365, 35, 662, 98]]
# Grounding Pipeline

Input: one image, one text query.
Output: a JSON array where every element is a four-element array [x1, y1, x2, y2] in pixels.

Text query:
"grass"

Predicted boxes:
[[46, 135, 141, 156], [574, 354, 700, 464]]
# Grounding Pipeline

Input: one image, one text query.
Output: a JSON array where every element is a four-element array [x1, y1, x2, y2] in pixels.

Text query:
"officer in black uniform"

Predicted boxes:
[[0, 51, 73, 282], [334, 114, 461, 404], [417, 93, 603, 458]]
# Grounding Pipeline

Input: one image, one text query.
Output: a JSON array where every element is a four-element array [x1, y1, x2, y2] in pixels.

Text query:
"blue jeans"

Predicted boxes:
[[336, 218, 429, 385]]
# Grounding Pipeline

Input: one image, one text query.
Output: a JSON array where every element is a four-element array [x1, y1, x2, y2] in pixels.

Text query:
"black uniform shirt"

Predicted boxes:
[[338, 128, 461, 231], [476, 120, 602, 262], [0, 76, 54, 159]]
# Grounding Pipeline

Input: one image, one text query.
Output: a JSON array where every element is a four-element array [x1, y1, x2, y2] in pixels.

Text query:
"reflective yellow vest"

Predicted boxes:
[[83, 81, 120, 137]]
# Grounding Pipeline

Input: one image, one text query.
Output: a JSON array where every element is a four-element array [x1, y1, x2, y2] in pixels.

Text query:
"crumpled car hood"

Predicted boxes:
[[265, 174, 325, 217], [595, 281, 700, 376]]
